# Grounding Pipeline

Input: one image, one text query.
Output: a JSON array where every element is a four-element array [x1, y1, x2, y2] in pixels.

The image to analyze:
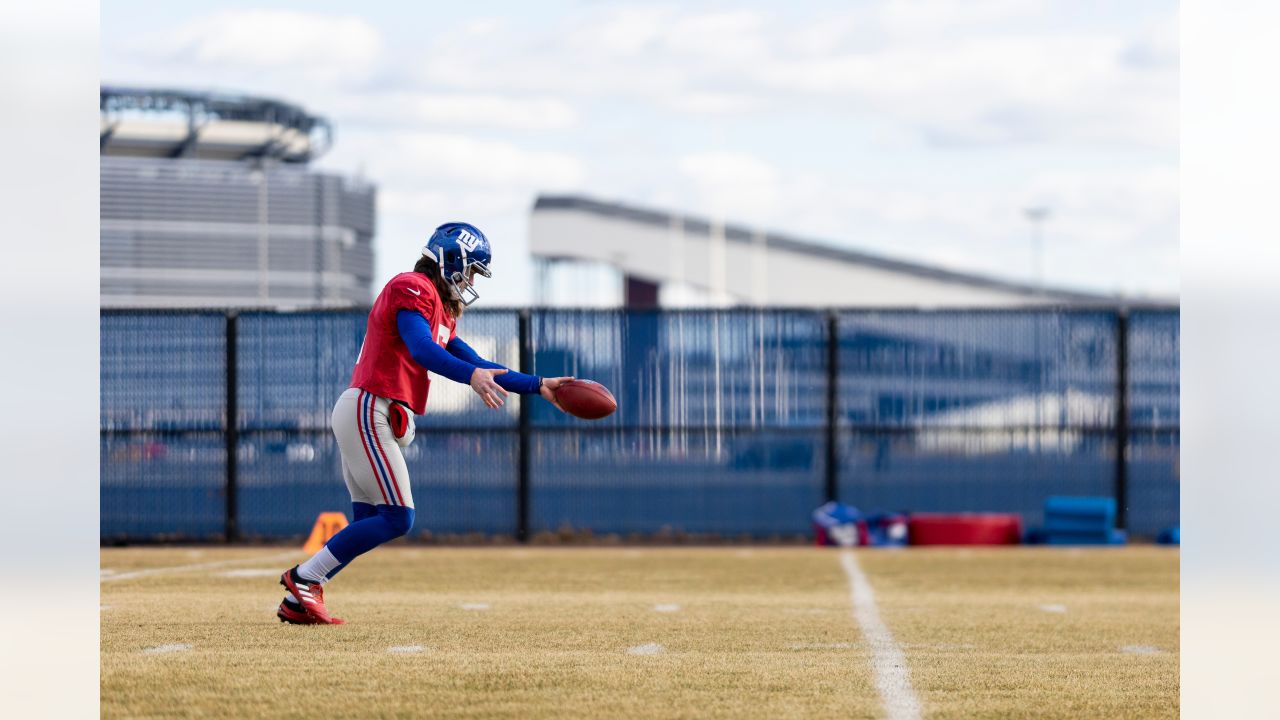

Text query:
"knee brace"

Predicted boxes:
[[378, 505, 416, 538]]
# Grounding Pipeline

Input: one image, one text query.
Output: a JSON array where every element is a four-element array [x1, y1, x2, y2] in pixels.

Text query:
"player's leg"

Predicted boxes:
[[280, 388, 368, 624], [312, 390, 416, 567], [311, 391, 416, 570], [278, 459, 377, 623], [325, 459, 379, 579], [282, 389, 416, 623]]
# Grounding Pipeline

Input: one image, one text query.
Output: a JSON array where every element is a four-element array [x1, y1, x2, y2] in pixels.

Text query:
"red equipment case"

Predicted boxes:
[[908, 513, 1022, 545]]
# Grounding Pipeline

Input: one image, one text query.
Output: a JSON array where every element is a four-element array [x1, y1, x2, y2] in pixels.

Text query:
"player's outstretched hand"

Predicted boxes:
[[539, 376, 576, 413], [470, 368, 509, 409]]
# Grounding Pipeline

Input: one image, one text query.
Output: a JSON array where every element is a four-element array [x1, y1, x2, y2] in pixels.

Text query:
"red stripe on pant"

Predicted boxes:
[[368, 397, 405, 506], [355, 390, 391, 505]]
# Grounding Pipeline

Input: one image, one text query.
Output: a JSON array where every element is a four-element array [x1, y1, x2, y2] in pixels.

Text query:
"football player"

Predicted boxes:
[[277, 222, 572, 624]]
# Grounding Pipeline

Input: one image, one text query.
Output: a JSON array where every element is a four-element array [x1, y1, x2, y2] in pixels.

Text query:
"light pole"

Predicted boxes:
[[1024, 206, 1050, 295]]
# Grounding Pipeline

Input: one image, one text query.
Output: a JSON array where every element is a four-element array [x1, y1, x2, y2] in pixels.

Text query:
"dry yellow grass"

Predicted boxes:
[[101, 546, 1177, 719], [860, 548, 1179, 719]]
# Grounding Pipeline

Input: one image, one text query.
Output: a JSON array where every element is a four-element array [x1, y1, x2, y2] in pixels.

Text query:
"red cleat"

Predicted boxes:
[[280, 566, 345, 625], [277, 599, 318, 625]]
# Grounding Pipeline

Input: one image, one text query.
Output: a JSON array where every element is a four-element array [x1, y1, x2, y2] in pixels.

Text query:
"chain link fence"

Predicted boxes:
[[101, 307, 1179, 543]]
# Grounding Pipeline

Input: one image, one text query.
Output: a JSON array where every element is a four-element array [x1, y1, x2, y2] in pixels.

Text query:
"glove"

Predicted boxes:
[[388, 402, 415, 448]]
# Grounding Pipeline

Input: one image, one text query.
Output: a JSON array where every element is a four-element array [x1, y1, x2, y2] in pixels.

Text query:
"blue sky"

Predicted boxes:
[[102, 0, 1179, 303]]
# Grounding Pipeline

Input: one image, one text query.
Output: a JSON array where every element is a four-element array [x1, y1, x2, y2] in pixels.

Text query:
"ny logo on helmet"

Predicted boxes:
[[457, 228, 482, 253]]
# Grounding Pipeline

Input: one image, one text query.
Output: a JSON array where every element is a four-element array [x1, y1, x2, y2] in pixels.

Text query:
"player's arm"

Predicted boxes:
[[446, 335, 545, 395], [447, 335, 573, 410], [396, 310, 508, 409], [447, 336, 574, 413], [445, 336, 507, 370], [396, 310, 478, 384]]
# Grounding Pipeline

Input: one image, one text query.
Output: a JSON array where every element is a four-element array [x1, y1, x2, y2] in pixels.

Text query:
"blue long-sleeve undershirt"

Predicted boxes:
[[445, 336, 507, 371], [396, 310, 541, 394], [449, 335, 541, 393], [396, 311, 475, 385]]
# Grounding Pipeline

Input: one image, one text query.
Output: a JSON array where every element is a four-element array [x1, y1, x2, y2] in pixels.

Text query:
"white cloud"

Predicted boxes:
[[150, 10, 382, 85], [412, 3, 1176, 148], [564, 6, 671, 57], [1122, 9, 1179, 70], [664, 91, 762, 115], [335, 130, 585, 190], [330, 92, 578, 131], [759, 34, 1176, 148], [663, 10, 768, 63], [677, 151, 780, 218], [877, 0, 1050, 36]]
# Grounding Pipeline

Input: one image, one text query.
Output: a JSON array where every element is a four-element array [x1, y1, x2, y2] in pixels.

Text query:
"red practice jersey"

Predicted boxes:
[[350, 272, 457, 414]]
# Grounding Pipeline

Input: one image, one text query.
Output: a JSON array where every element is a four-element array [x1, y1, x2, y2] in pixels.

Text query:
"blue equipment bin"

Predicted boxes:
[[1040, 496, 1124, 545], [1044, 496, 1115, 522]]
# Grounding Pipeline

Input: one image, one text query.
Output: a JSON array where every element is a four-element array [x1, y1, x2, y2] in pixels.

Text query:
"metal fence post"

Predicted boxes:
[[1114, 309, 1130, 531], [825, 310, 839, 503], [225, 311, 240, 543], [517, 309, 532, 543]]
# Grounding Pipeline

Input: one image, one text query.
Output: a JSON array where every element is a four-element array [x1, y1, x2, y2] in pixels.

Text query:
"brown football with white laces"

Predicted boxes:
[[554, 379, 618, 420]]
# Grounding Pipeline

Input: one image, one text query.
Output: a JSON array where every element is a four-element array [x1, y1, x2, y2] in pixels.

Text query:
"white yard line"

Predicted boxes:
[[1120, 645, 1162, 655], [840, 551, 922, 720], [101, 551, 299, 583], [142, 644, 192, 655], [627, 643, 665, 656]]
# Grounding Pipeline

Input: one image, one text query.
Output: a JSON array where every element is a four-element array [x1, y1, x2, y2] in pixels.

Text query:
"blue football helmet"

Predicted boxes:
[[422, 222, 492, 306]]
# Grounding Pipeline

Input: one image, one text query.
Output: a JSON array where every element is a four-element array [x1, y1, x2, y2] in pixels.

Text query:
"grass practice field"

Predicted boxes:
[[100, 546, 1178, 719]]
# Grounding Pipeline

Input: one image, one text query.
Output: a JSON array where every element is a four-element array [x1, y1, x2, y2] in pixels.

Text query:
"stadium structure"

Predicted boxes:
[[100, 86, 376, 308], [530, 195, 1154, 308]]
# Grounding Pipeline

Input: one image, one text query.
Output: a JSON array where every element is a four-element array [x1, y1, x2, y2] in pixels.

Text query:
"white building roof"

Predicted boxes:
[[530, 195, 1165, 308]]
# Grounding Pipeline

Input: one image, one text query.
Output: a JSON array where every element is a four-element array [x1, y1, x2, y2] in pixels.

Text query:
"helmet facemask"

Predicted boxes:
[[446, 259, 491, 306]]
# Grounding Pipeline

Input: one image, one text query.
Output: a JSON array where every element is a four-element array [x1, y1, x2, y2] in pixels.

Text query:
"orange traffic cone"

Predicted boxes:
[[302, 512, 349, 553]]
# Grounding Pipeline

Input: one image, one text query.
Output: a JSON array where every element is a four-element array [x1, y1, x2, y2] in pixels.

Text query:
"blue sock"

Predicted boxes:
[[322, 504, 415, 580]]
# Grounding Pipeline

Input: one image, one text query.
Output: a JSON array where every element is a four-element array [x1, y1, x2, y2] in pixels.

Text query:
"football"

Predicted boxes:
[[555, 379, 618, 420]]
